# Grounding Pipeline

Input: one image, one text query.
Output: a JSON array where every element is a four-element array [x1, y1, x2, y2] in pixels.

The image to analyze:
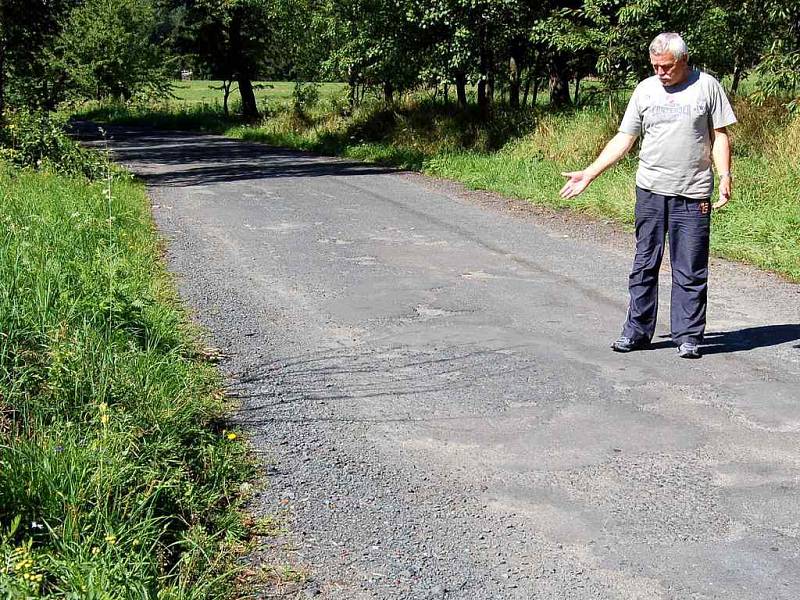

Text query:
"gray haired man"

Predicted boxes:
[[560, 32, 737, 358]]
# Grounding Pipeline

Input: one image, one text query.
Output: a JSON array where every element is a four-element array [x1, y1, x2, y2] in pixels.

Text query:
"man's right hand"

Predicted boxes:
[[559, 171, 594, 199], [559, 133, 636, 199]]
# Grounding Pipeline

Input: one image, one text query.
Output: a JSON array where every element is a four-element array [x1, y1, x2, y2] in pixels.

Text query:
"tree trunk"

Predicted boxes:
[[383, 80, 394, 105], [522, 75, 531, 107], [222, 80, 232, 116], [732, 61, 744, 95], [548, 54, 571, 108], [574, 77, 581, 106], [477, 77, 487, 114], [237, 76, 258, 119], [509, 57, 521, 109], [443, 82, 449, 105], [455, 72, 467, 108], [348, 66, 357, 110], [477, 23, 489, 117], [477, 25, 494, 118], [229, 9, 259, 119], [526, 52, 541, 108]]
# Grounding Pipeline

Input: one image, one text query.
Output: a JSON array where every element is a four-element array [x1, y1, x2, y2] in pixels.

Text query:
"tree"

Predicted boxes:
[[406, 0, 541, 114], [165, 0, 277, 119], [52, 0, 172, 102], [752, 0, 800, 108], [315, 0, 423, 108], [405, 0, 478, 108], [0, 0, 78, 113]]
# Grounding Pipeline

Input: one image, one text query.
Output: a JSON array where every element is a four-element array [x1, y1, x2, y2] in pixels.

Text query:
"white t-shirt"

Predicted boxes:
[[619, 70, 737, 199]]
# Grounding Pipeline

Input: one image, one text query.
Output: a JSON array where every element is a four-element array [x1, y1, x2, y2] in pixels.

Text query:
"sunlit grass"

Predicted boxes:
[[0, 164, 255, 597], [169, 80, 347, 107]]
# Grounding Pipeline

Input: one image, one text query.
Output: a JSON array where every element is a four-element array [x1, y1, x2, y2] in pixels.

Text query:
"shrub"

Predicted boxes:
[[0, 109, 108, 179], [52, 0, 172, 103], [292, 82, 320, 115]]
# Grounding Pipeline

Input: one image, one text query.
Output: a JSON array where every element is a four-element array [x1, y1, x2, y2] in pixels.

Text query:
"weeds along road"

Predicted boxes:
[[84, 125, 800, 599]]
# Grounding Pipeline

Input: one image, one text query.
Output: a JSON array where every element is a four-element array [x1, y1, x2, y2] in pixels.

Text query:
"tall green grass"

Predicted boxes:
[[0, 163, 253, 597]]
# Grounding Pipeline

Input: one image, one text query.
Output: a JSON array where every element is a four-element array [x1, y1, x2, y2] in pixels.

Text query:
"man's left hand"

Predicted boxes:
[[713, 176, 731, 210]]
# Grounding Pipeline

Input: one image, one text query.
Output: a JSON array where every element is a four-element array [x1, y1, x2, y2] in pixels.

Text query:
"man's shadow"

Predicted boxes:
[[653, 325, 800, 354], [700, 324, 800, 355]]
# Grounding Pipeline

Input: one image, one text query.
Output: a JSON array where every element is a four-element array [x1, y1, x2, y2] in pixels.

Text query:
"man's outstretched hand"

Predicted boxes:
[[559, 133, 635, 199], [560, 170, 593, 199]]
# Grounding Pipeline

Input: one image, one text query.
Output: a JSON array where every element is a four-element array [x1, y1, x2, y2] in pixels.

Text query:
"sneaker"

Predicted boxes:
[[677, 342, 701, 359], [610, 336, 649, 353]]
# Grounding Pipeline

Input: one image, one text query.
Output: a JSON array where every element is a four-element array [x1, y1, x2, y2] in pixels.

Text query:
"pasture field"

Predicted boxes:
[[170, 80, 348, 107]]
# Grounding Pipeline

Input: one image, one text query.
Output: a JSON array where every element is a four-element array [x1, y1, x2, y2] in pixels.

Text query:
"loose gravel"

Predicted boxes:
[[82, 125, 800, 599]]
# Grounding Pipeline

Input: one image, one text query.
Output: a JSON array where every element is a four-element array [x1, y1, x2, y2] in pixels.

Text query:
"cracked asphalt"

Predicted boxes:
[[82, 125, 800, 599]]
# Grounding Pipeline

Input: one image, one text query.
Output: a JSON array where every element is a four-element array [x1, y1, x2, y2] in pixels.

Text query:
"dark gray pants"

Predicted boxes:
[[622, 187, 711, 346]]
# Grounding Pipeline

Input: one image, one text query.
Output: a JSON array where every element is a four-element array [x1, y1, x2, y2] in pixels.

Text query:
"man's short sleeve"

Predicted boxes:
[[618, 87, 642, 136], [708, 77, 737, 129]]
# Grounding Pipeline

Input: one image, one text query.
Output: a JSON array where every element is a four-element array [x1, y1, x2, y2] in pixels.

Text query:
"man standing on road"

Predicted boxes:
[[559, 32, 737, 359]]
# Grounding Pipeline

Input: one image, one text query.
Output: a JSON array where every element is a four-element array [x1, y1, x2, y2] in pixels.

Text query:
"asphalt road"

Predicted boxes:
[[85, 125, 800, 599]]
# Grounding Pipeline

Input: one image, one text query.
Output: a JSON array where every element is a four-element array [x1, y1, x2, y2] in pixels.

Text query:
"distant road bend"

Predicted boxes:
[[84, 125, 800, 599]]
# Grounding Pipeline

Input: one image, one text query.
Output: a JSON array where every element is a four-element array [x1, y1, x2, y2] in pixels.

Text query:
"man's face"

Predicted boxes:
[[650, 52, 689, 86]]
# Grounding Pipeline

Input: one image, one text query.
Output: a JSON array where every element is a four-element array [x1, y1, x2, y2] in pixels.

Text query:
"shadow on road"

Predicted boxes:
[[634, 324, 800, 354], [76, 123, 397, 187], [701, 324, 800, 355]]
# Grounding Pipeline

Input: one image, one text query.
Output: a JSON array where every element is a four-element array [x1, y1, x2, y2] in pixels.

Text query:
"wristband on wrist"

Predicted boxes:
[[719, 172, 732, 180]]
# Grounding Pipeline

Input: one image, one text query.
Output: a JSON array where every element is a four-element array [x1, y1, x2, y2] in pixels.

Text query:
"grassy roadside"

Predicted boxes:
[[76, 93, 800, 282], [0, 162, 255, 597]]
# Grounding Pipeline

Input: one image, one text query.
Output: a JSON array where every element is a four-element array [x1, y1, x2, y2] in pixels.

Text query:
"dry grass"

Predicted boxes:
[[502, 108, 622, 165]]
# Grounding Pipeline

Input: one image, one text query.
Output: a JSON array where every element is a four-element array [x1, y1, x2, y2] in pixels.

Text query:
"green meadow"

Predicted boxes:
[[171, 80, 347, 108]]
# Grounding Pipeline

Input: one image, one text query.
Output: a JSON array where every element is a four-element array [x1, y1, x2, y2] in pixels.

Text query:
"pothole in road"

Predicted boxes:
[[461, 270, 495, 280], [414, 304, 462, 318]]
